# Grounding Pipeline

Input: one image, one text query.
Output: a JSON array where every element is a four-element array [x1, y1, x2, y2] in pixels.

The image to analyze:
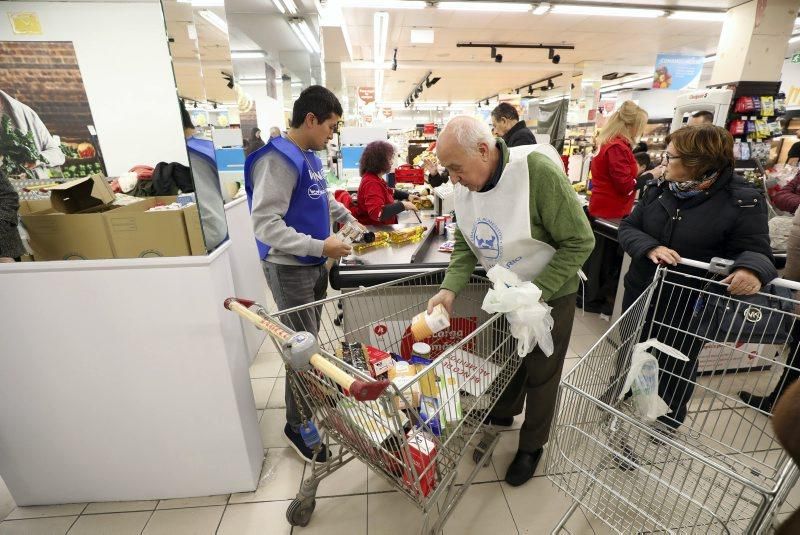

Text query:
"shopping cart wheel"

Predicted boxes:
[[286, 498, 316, 527], [472, 438, 493, 467]]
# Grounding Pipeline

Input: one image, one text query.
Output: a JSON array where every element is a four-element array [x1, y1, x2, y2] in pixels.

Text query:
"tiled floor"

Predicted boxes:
[[1, 310, 798, 534]]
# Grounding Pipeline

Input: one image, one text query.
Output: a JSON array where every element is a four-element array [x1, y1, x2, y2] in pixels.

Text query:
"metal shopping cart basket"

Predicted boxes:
[[225, 270, 519, 534], [546, 257, 800, 534]]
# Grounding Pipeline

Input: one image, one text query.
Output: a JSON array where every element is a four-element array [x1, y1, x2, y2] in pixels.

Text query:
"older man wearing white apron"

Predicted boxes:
[[428, 116, 594, 487]]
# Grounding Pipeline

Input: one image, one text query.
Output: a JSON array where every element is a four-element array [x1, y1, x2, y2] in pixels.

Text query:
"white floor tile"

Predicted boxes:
[[292, 495, 367, 535], [576, 312, 612, 337], [368, 492, 430, 535], [570, 318, 593, 337], [66, 511, 151, 535], [562, 358, 580, 379], [217, 502, 292, 535], [442, 481, 517, 535], [251, 378, 277, 410], [259, 408, 288, 449], [83, 500, 157, 515], [141, 506, 224, 535], [267, 377, 286, 409], [367, 469, 396, 494], [156, 495, 229, 510], [503, 474, 575, 534], [317, 457, 368, 497], [250, 352, 283, 379], [229, 448, 305, 504], [0, 516, 77, 535], [4, 504, 86, 521], [456, 436, 501, 484], [0, 477, 13, 523], [569, 334, 601, 358]]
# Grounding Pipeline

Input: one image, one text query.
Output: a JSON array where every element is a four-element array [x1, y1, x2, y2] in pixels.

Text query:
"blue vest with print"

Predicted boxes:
[[244, 136, 330, 264], [186, 136, 217, 166]]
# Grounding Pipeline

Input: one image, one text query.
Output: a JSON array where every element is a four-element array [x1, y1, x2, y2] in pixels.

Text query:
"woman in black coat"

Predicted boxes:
[[618, 124, 776, 430]]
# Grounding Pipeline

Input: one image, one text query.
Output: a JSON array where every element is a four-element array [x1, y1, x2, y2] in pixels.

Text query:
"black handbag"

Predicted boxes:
[[692, 282, 795, 344]]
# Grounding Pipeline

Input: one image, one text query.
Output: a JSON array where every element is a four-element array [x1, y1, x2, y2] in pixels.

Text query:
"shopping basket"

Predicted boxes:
[[546, 257, 800, 534], [225, 270, 520, 534]]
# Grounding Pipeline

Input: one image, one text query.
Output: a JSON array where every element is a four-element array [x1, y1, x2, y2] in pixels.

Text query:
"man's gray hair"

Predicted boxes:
[[441, 116, 494, 155]]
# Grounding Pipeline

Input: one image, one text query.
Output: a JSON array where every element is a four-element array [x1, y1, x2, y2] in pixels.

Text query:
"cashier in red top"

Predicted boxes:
[[589, 101, 648, 219], [355, 140, 420, 225]]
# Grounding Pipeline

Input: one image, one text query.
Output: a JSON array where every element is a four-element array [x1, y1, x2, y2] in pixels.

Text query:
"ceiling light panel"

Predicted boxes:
[[668, 11, 727, 22], [410, 28, 434, 44], [437, 2, 532, 13], [341, 0, 426, 9], [550, 5, 664, 18]]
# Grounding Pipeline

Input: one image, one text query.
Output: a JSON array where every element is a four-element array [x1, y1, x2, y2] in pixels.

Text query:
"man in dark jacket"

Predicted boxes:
[[491, 103, 537, 147]]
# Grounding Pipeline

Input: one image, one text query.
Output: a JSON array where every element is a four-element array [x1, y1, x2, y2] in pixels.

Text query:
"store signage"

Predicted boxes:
[[8, 12, 42, 35], [357, 86, 375, 104], [382, 108, 393, 118], [652, 54, 704, 90], [792, 53, 800, 64]]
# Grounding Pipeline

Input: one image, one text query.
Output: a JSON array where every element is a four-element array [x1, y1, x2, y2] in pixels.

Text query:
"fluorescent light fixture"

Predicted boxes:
[[298, 20, 321, 53], [239, 77, 267, 85], [271, 0, 298, 15], [187, 23, 197, 41], [374, 69, 385, 103], [704, 54, 717, 63], [271, 0, 286, 13], [290, 22, 314, 53], [373, 11, 389, 67], [532, 2, 550, 15], [410, 28, 434, 44], [669, 10, 726, 22], [198, 10, 228, 34], [437, 2, 531, 12], [230, 51, 265, 59], [341, 0, 426, 8], [550, 5, 664, 18], [178, 0, 225, 6]]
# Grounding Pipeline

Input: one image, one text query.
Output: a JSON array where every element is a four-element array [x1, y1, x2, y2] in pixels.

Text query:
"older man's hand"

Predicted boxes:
[[427, 289, 456, 315]]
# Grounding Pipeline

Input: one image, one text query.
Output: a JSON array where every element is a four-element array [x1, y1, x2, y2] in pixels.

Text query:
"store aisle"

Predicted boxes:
[[1, 311, 798, 534]]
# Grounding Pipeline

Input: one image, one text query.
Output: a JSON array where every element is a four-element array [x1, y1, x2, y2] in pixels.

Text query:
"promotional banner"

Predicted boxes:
[[652, 54, 704, 90]]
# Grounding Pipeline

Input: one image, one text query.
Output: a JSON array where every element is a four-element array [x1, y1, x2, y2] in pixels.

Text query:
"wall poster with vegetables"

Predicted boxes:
[[0, 41, 105, 197]]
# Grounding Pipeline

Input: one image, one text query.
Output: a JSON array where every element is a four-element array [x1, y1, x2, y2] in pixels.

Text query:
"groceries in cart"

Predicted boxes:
[[618, 339, 689, 422], [481, 265, 554, 357], [411, 303, 451, 341]]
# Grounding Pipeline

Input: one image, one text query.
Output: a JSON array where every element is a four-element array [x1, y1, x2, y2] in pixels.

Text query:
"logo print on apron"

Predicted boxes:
[[471, 218, 503, 261]]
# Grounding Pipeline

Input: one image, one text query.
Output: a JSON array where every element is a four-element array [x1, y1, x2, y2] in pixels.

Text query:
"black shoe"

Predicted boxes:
[[738, 391, 775, 412], [284, 423, 331, 463], [483, 414, 515, 427], [504, 448, 543, 487], [613, 444, 638, 471]]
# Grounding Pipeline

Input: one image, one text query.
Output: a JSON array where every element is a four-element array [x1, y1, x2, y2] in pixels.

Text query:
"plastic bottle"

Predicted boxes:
[[389, 361, 419, 410], [389, 225, 425, 244], [411, 304, 451, 341], [352, 231, 389, 254]]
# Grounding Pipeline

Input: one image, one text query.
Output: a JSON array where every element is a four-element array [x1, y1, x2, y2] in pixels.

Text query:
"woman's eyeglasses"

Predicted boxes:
[[662, 152, 682, 165]]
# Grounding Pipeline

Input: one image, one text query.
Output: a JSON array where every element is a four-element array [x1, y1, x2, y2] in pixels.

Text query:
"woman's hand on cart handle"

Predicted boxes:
[[721, 268, 762, 296], [647, 246, 681, 266], [427, 289, 456, 315]]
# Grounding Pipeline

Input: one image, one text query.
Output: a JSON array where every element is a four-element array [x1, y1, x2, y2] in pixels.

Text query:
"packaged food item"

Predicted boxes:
[[438, 372, 463, 428], [411, 304, 451, 341], [352, 231, 389, 254], [418, 394, 443, 435], [438, 241, 455, 253], [435, 216, 446, 235], [388, 225, 426, 244], [413, 197, 434, 210], [741, 142, 751, 160], [753, 97, 762, 114], [403, 430, 437, 496], [365, 344, 394, 378], [761, 96, 775, 117], [756, 120, 770, 139], [729, 119, 745, 136], [336, 342, 370, 375], [735, 96, 755, 113], [412, 342, 431, 359], [389, 361, 420, 410]]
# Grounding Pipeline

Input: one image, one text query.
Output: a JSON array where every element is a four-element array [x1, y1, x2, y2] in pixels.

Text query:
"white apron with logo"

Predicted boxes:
[[454, 144, 564, 282]]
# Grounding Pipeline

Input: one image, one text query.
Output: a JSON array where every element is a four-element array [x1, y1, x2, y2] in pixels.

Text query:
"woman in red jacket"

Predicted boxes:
[[355, 140, 419, 226], [589, 101, 648, 219]]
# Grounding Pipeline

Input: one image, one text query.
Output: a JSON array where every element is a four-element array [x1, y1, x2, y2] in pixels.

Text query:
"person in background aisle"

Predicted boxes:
[[0, 170, 25, 262], [355, 140, 420, 226], [771, 170, 800, 213], [245, 86, 355, 463], [490, 102, 537, 147], [634, 152, 665, 195], [589, 100, 648, 219], [618, 124, 775, 431], [687, 110, 714, 126], [427, 116, 594, 487], [245, 127, 265, 156]]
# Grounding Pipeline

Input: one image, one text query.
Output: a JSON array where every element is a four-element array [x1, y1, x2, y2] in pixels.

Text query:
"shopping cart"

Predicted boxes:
[[225, 270, 520, 534], [546, 257, 800, 534]]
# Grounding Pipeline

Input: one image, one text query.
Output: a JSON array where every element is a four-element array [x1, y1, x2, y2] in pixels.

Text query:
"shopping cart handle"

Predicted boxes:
[[224, 297, 391, 402], [678, 258, 800, 291]]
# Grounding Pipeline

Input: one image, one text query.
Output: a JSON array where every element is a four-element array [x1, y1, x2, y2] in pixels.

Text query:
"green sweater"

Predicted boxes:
[[440, 140, 595, 303]]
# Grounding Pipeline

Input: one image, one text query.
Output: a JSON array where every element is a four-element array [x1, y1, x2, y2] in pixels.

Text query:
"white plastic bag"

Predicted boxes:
[[481, 266, 555, 357], [618, 339, 689, 422]]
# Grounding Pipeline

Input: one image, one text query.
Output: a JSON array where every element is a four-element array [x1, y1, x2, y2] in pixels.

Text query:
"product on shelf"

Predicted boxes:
[[413, 196, 434, 210]]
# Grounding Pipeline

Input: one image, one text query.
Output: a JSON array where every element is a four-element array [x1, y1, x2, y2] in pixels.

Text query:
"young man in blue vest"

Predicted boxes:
[[245, 86, 355, 462]]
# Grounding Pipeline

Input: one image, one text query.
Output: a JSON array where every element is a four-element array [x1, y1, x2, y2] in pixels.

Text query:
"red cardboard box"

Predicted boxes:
[[365, 345, 394, 377], [403, 430, 437, 497]]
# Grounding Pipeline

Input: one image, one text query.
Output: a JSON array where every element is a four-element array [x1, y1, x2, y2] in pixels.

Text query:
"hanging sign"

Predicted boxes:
[[357, 87, 375, 105], [652, 54, 704, 90]]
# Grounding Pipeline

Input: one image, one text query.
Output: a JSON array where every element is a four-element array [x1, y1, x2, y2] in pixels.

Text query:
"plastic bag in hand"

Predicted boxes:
[[618, 339, 689, 422], [481, 266, 555, 357]]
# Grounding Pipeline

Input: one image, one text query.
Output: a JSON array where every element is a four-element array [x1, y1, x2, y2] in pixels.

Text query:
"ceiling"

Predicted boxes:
[[339, 1, 733, 105]]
